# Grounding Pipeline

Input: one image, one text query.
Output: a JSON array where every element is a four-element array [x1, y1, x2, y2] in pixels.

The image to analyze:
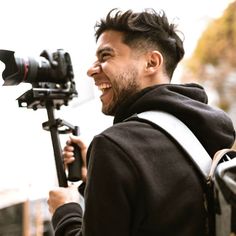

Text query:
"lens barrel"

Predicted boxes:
[[0, 49, 72, 86]]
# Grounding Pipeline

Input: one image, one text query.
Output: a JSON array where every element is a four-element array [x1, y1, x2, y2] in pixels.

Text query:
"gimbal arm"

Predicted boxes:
[[45, 101, 68, 187], [43, 101, 83, 187]]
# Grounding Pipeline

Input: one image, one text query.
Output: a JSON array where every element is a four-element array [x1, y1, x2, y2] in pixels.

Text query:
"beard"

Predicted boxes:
[[102, 67, 140, 116]]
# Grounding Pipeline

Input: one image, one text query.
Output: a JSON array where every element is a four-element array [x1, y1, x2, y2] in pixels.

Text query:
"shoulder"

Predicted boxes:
[[101, 119, 156, 139], [89, 118, 170, 159], [87, 120, 154, 165]]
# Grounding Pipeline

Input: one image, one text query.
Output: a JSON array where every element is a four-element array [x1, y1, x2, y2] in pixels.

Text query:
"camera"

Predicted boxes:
[[0, 49, 78, 109], [0, 49, 74, 85], [0, 49, 82, 185]]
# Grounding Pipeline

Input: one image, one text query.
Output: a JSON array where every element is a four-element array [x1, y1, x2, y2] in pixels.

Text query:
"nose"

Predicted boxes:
[[87, 61, 101, 77]]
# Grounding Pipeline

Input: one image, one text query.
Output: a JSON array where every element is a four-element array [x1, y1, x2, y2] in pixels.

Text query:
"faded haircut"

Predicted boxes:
[[94, 8, 185, 78]]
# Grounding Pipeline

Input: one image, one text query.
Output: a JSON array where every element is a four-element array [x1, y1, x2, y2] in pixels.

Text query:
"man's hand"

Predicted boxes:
[[63, 135, 88, 182], [48, 185, 80, 215]]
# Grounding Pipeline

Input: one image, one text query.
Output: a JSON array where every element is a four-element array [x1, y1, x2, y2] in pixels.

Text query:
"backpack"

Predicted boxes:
[[136, 110, 236, 236]]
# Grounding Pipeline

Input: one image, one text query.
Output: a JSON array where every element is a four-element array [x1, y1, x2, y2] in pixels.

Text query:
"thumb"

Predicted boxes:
[[69, 134, 87, 150]]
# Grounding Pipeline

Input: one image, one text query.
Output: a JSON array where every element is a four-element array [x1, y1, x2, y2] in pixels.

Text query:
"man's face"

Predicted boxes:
[[87, 30, 146, 115]]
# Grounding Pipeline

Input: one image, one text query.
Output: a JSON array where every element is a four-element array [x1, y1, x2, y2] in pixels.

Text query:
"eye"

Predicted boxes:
[[100, 52, 111, 62]]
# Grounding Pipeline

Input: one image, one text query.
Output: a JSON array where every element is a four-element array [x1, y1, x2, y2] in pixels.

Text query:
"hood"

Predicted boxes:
[[114, 83, 235, 157]]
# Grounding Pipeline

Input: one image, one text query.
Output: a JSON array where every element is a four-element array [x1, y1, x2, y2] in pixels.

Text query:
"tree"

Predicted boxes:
[[183, 1, 236, 114], [188, 1, 236, 73]]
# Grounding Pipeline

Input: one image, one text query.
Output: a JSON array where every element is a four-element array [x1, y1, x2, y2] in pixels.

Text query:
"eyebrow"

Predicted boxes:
[[96, 47, 114, 57]]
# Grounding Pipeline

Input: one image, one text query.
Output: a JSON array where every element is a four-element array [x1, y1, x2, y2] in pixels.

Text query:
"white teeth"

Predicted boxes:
[[98, 83, 111, 91]]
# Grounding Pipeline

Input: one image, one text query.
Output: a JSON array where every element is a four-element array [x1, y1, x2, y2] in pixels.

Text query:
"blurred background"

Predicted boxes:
[[0, 0, 235, 235]]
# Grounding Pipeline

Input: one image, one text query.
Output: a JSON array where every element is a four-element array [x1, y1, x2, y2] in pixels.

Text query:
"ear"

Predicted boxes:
[[145, 51, 163, 74]]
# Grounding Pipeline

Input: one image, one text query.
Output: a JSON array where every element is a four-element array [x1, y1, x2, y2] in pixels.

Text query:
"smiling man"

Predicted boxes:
[[89, 29, 169, 116], [47, 8, 235, 236]]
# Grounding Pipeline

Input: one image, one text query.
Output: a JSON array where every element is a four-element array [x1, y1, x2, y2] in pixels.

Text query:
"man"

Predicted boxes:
[[47, 8, 235, 235]]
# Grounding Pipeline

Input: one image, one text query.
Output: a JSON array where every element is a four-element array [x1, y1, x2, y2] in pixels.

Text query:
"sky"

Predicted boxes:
[[0, 0, 233, 207]]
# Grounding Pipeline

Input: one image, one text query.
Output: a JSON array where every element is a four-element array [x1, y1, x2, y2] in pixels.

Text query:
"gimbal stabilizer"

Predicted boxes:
[[17, 86, 82, 187], [0, 49, 82, 187]]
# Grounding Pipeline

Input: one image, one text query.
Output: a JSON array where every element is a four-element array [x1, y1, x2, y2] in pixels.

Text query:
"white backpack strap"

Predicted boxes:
[[137, 111, 212, 178]]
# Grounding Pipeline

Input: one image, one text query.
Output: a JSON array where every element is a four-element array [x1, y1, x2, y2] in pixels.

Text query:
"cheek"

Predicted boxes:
[[102, 60, 127, 75], [102, 67, 121, 90], [102, 62, 117, 76]]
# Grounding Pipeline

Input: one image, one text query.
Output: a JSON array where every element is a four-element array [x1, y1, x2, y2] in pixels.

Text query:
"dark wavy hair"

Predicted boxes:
[[95, 8, 185, 78]]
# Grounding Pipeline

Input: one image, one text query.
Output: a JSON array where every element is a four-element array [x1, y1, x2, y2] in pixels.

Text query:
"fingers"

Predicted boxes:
[[47, 187, 67, 214], [63, 135, 88, 180], [63, 135, 85, 165], [47, 185, 80, 215], [63, 146, 75, 165], [69, 134, 87, 151], [68, 136, 88, 167]]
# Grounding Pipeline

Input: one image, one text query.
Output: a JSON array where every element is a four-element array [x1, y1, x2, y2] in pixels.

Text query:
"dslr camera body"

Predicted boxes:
[[0, 49, 78, 110], [0, 49, 82, 185]]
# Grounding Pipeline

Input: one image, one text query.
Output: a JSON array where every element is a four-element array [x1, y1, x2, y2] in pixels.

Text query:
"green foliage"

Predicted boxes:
[[188, 1, 236, 73]]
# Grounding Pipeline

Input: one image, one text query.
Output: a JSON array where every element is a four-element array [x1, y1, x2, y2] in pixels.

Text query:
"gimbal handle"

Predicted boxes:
[[44, 101, 82, 187]]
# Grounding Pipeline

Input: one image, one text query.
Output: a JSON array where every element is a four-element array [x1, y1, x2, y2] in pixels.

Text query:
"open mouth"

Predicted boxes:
[[98, 83, 112, 95]]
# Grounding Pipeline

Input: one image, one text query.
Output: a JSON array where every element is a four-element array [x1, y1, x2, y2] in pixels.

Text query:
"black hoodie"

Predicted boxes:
[[52, 83, 235, 236]]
